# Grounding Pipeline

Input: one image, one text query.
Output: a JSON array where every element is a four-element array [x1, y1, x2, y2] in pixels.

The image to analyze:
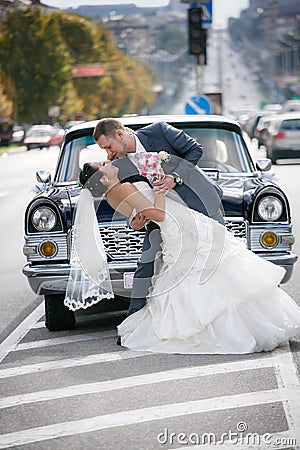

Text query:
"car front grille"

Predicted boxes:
[[99, 221, 145, 261], [225, 217, 247, 240], [100, 218, 248, 261]]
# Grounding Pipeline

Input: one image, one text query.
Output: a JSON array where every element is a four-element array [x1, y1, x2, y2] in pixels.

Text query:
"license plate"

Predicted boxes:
[[123, 272, 134, 289]]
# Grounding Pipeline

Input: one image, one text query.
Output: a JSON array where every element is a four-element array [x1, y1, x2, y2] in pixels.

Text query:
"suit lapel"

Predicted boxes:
[[136, 132, 156, 153]]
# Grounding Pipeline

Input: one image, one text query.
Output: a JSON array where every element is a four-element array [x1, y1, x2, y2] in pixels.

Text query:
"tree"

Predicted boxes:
[[0, 8, 73, 123], [0, 8, 154, 123]]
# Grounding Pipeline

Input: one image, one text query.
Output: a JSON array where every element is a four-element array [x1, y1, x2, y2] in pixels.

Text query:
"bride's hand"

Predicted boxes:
[[129, 212, 149, 230]]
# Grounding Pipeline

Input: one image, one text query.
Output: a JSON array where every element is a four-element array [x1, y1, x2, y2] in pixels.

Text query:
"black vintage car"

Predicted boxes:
[[23, 115, 298, 331]]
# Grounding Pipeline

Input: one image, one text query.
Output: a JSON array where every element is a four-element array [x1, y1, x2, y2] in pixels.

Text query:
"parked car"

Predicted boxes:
[[23, 124, 65, 150], [264, 112, 300, 163], [262, 103, 282, 114], [254, 115, 277, 148], [22, 115, 298, 331], [11, 124, 25, 144], [282, 100, 300, 113], [244, 110, 271, 140]]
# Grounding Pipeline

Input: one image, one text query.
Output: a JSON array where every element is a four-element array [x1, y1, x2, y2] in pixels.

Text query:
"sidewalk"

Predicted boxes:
[[1, 145, 27, 156]]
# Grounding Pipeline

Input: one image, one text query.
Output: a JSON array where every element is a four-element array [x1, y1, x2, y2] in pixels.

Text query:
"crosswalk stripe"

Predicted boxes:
[[0, 358, 274, 409], [0, 348, 274, 380], [0, 389, 283, 449], [0, 350, 151, 378], [271, 346, 300, 445], [0, 302, 44, 363], [15, 330, 116, 351]]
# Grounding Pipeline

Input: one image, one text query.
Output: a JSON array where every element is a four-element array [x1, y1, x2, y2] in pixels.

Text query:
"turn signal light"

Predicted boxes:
[[40, 241, 57, 257], [261, 232, 278, 248]]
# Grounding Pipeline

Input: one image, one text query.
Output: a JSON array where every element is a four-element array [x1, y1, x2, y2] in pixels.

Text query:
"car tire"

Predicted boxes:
[[45, 294, 76, 331]]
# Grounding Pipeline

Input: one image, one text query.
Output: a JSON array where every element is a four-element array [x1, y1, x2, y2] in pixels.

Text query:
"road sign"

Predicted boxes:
[[185, 95, 212, 115], [180, 0, 212, 26], [201, 0, 212, 26]]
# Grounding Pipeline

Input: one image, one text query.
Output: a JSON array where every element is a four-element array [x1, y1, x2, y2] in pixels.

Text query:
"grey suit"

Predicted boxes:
[[113, 121, 224, 315]]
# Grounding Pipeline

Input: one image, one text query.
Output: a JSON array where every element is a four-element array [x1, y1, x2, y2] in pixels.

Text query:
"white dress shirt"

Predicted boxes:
[[127, 135, 147, 168]]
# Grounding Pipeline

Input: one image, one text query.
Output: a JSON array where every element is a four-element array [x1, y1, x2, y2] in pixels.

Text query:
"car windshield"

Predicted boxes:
[[55, 126, 252, 183], [27, 128, 51, 137]]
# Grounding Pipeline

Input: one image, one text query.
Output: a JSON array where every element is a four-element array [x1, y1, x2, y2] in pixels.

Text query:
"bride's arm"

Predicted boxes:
[[107, 183, 165, 222]]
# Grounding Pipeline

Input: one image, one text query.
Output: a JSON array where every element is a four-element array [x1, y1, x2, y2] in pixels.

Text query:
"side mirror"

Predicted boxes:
[[36, 170, 51, 184], [256, 158, 272, 172]]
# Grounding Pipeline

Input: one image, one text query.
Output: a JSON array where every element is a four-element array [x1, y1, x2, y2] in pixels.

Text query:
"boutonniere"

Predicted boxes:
[[158, 151, 171, 162]]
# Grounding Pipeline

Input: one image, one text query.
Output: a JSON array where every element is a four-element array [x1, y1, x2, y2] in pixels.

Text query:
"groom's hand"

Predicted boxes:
[[129, 212, 149, 230], [153, 174, 176, 194]]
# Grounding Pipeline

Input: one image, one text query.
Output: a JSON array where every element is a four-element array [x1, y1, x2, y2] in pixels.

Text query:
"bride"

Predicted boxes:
[[65, 160, 300, 354]]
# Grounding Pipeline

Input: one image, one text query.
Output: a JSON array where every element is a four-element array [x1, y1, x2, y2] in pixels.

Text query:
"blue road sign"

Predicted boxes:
[[201, 1, 212, 26], [185, 95, 212, 115]]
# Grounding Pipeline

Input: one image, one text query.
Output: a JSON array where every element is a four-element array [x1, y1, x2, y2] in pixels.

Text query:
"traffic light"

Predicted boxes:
[[188, 7, 207, 61]]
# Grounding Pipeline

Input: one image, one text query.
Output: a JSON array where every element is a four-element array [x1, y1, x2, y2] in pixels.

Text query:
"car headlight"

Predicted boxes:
[[257, 196, 283, 221], [32, 207, 57, 231]]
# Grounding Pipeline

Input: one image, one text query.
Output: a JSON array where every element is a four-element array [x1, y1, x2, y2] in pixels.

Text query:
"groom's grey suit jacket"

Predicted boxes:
[[113, 121, 224, 224]]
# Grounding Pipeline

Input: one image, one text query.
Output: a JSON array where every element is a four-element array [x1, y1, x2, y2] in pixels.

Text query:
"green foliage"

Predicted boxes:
[[0, 8, 72, 122], [0, 8, 154, 123]]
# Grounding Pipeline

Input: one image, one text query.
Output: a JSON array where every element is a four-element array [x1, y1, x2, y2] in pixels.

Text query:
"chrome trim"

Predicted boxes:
[[24, 232, 68, 262], [249, 224, 294, 252], [23, 249, 298, 295]]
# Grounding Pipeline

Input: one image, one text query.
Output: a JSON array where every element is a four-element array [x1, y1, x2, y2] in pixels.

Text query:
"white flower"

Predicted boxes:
[[158, 151, 171, 162]]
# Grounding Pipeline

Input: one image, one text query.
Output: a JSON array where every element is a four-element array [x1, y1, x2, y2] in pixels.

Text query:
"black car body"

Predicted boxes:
[[23, 115, 298, 331]]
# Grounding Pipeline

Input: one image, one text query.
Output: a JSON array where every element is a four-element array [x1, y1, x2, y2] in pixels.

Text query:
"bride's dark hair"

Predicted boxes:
[[79, 162, 108, 197]]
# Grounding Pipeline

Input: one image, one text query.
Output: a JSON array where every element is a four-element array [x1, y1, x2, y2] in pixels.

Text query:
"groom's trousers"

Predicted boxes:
[[127, 221, 162, 316]]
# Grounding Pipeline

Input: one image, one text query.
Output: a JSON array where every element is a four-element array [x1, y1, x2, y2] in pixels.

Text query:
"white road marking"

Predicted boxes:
[[271, 345, 300, 446], [0, 389, 283, 449], [1, 299, 300, 448], [0, 350, 151, 379], [0, 358, 274, 409], [0, 302, 44, 363], [15, 330, 116, 351]]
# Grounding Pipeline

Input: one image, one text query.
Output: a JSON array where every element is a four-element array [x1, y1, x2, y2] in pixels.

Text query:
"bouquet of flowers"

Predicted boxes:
[[136, 151, 170, 183]]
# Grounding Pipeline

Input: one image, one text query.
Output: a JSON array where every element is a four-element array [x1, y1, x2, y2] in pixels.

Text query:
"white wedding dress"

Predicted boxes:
[[118, 182, 300, 354]]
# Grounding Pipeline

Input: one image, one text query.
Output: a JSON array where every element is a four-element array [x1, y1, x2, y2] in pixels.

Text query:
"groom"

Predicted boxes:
[[93, 118, 224, 321]]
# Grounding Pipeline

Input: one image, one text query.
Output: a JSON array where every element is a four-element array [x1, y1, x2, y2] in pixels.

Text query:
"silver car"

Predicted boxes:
[[265, 112, 300, 163]]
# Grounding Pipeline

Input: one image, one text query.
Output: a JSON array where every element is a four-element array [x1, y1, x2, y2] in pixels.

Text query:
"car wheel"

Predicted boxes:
[[45, 294, 76, 331]]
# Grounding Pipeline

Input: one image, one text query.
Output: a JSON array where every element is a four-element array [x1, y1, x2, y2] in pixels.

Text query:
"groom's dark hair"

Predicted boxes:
[[93, 118, 125, 141]]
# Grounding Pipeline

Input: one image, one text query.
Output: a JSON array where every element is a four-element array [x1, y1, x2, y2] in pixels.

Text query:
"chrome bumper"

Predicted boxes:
[[259, 252, 298, 283], [23, 250, 298, 297], [22, 261, 138, 299]]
